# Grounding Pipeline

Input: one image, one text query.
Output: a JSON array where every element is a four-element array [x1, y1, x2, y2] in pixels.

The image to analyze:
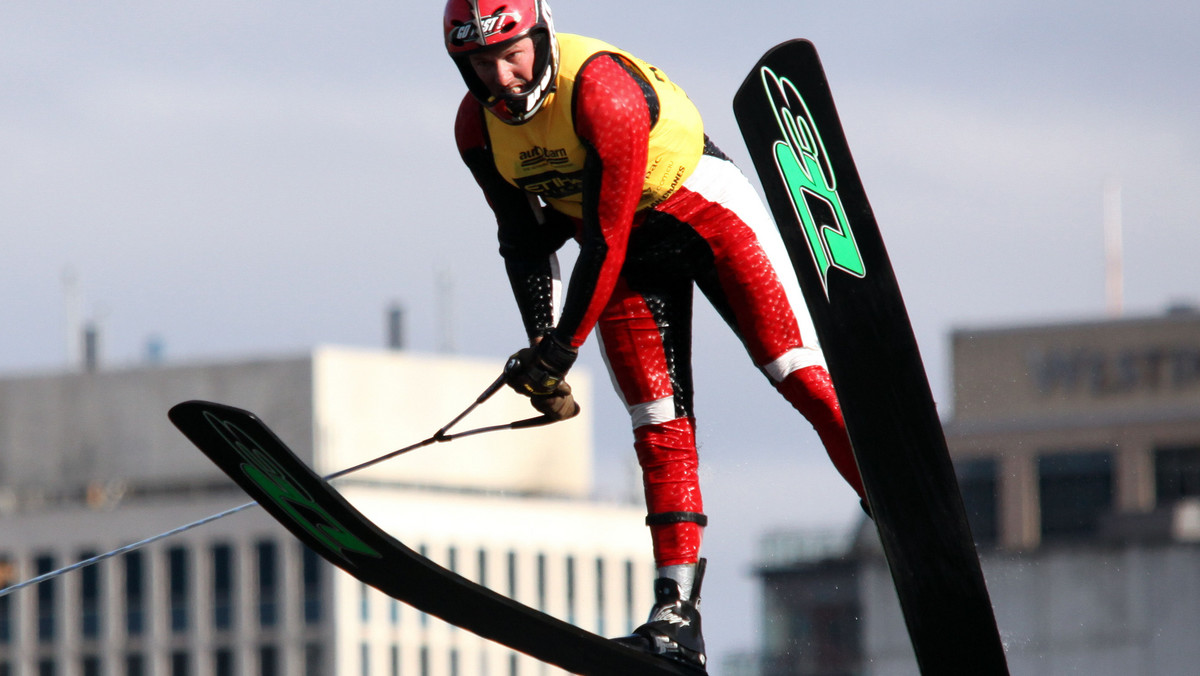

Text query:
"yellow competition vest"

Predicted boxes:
[[485, 34, 705, 218]]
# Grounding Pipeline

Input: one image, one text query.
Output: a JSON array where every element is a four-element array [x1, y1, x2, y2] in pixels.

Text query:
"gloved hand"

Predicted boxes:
[[504, 335, 578, 396], [530, 380, 581, 421]]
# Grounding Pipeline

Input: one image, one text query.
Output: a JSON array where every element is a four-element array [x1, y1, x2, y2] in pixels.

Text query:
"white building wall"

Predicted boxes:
[[0, 357, 313, 494], [0, 346, 594, 499], [311, 347, 594, 497]]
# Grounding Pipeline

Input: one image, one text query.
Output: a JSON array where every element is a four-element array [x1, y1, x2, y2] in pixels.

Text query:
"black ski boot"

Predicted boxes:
[[613, 560, 707, 672]]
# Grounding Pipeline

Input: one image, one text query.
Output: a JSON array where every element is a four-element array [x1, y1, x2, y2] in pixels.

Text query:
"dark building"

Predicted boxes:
[[755, 530, 864, 676]]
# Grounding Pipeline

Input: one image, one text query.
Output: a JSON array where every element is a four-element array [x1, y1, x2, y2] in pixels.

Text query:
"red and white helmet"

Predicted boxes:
[[444, 0, 559, 124]]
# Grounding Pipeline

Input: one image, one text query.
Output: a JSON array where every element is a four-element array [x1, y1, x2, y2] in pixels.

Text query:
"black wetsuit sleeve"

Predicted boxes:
[[454, 95, 573, 340]]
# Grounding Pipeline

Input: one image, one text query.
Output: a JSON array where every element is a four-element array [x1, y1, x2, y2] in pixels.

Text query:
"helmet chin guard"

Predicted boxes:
[[444, 0, 559, 124]]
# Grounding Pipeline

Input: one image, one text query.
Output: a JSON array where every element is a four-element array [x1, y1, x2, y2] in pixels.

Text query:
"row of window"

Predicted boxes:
[[0, 538, 324, 646], [957, 444, 1200, 545], [0, 535, 650, 675], [355, 640, 623, 676], [366, 545, 643, 638], [0, 643, 320, 676]]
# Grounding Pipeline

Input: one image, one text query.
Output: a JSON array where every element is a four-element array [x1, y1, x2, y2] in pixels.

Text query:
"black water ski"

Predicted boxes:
[[733, 41, 1008, 674], [168, 400, 698, 676]]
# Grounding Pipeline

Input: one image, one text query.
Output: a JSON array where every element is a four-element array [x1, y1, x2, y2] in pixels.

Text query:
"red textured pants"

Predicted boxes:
[[597, 155, 865, 568]]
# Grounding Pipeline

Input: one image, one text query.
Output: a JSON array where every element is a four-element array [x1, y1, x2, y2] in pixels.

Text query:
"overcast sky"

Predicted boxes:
[[3, 0, 1198, 666]]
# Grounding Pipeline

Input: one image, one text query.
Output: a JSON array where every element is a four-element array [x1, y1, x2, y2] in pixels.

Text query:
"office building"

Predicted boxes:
[[0, 347, 654, 675], [747, 309, 1200, 675]]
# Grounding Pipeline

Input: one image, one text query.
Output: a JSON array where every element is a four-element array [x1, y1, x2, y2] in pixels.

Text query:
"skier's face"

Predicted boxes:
[[467, 37, 537, 99]]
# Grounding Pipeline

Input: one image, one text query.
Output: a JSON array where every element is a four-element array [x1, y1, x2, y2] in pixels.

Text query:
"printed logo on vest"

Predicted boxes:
[[515, 171, 585, 199], [519, 146, 572, 170]]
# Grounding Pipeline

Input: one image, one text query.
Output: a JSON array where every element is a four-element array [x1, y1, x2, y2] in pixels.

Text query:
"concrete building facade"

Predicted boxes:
[[0, 347, 654, 676], [746, 309, 1200, 676], [948, 308, 1200, 550]]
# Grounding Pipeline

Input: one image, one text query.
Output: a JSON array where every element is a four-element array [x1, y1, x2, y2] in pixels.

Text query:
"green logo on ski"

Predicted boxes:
[[760, 66, 865, 296], [203, 411, 381, 562]]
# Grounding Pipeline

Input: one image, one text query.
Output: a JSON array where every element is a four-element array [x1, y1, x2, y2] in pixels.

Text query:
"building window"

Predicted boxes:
[[214, 649, 234, 676], [81, 656, 101, 676], [477, 548, 488, 587], [305, 643, 324, 676], [506, 551, 518, 598], [211, 544, 234, 631], [360, 642, 370, 676], [595, 557, 606, 635], [759, 561, 862, 675], [124, 654, 144, 676], [170, 651, 189, 676], [1039, 451, 1114, 540], [79, 550, 102, 640], [359, 582, 371, 623], [302, 546, 324, 625], [0, 555, 14, 644], [624, 559, 636, 634], [445, 547, 461, 633], [259, 645, 279, 676], [1155, 444, 1200, 506], [813, 602, 862, 672], [418, 545, 430, 627], [389, 645, 399, 676], [168, 547, 190, 633], [565, 556, 576, 625], [35, 554, 55, 643], [256, 540, 279, 628], [956, 458, 999, 546], [125, 552, 145, 636], [536, 554, 547, 612]]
